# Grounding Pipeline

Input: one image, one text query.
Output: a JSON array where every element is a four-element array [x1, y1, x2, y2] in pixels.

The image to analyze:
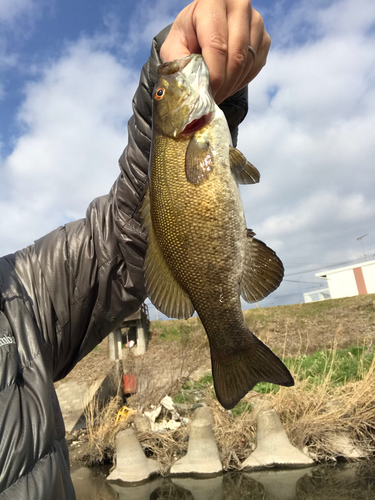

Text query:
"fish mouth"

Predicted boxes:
[[177, 55, 216, 137], [181, 112, 213, 136]]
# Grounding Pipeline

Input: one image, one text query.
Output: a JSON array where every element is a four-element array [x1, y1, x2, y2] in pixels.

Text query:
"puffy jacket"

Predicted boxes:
[[0, 26, 248, 500]]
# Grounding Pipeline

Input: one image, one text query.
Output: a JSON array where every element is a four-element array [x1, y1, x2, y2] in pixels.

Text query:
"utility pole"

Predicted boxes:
[[357, 234, 367, 261]]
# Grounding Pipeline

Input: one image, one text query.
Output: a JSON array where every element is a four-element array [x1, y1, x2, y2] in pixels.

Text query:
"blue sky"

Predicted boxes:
[[1, 0, 375, 318]]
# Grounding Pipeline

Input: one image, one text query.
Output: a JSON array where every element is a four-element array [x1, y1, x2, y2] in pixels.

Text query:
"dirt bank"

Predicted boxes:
[[60, 294, 375, 469]]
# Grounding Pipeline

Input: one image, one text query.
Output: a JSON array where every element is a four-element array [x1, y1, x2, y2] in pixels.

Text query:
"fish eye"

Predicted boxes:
[[155, 87, 165, 100]]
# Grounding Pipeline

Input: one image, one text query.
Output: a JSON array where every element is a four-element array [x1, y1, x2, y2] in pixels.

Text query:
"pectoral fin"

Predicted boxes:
[[185, 135, 213, 184], [141, 184, 195, 319], [229, 146, 260, 184], [211, 328, 294, 410], [240, 229, 284, 303]]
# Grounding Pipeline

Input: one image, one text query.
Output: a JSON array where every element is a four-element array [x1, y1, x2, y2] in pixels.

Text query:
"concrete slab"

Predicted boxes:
[[56, 372, 117, 433], [107, 428, 159, 483], [241, 409, 314, 470], [170, 407, 222, 476]]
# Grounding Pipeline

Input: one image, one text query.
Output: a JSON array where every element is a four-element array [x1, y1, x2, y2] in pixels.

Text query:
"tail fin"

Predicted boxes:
[[211, 335, 294, 410]]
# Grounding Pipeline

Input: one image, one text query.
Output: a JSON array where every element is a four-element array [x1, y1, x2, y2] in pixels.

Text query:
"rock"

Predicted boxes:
[[170, 407, 222, 476], [241, 409, 314, 470], [133, 414, 151, 433], [326, 431, 366, 459], [106, 428, 158, 483]]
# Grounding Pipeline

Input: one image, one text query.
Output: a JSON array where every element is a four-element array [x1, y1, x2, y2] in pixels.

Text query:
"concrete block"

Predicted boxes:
[[107, 428, 158, 483], [242, 409, 314, 470], [245, 468, 311, 500], [56, 371, 117, 433], [172, 476, 224, 500], [170, 407, 222, 476]]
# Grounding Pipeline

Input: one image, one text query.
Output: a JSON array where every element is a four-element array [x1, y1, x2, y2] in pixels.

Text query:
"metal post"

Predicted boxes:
[[108, 329, 123, 360]]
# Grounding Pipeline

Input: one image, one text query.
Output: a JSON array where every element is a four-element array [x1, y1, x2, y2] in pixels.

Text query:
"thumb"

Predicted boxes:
[[160, 29, 192, 63]]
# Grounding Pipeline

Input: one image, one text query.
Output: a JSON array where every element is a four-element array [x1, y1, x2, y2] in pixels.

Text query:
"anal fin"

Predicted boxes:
[[240, 230, 284, 303], [229, 146, 260, 184]]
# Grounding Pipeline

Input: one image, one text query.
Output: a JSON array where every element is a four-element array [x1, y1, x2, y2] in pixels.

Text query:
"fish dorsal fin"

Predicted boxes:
[[240, 229, 284, 303], [229, 146, 260, 184], [141, 184, 195, 319], [185, 135, 213, 184]]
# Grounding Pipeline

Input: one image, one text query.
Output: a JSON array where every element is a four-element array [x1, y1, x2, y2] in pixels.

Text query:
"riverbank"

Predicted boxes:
[[64, 294, 375, 470]]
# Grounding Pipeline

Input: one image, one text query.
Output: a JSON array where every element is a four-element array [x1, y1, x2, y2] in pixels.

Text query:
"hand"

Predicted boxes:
[[160, 0, 271, 104]]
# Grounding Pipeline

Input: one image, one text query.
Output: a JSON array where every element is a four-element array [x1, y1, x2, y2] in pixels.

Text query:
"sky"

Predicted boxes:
[[1, 0, 374, 319]]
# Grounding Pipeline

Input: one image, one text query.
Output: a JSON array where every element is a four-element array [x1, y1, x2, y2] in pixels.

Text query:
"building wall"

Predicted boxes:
[[362, 264, 375, 293], [327, 269, 359, 299]]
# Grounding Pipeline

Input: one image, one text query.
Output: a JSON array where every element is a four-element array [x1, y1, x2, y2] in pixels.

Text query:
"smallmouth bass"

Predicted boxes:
[[141, 55, 294, 409]]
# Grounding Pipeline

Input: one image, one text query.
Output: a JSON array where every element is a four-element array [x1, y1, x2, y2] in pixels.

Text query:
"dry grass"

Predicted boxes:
[[134, 343, 375, 471], [125, 327, 209, 409], [83, 369, 127, 464], [79, 295, 375, 469], [83, 348, 375, 470]]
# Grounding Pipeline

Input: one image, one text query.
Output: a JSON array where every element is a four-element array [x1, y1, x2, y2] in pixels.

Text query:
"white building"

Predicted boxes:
[[304, 259, 375, 302]]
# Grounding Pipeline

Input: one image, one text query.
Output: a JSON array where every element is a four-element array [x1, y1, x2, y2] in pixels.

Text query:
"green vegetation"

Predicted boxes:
[[255, 346, 375, 394], [172, 346, 375, 406], [172, 375, 214, 405], [154, 320, 196, 344], [291, 346, 374, 386]]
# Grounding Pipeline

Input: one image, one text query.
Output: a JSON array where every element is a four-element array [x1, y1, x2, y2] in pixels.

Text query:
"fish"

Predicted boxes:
[[141, 54, 294, 410]]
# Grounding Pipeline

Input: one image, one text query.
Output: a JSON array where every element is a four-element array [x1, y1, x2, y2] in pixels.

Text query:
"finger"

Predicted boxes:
[[192, 0, 229, 96], [247, 10, 271, 82], [160, 5, 199, 63], [230, 29, 271, 96], [214, 0, 251, 103]]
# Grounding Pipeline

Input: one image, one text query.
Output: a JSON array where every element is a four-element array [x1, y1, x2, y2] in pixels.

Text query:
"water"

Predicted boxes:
[[71, 462, 375, 499]]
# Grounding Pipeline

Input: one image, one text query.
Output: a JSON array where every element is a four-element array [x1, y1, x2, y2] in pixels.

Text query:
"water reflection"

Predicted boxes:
[[71, 463, 375, 500]]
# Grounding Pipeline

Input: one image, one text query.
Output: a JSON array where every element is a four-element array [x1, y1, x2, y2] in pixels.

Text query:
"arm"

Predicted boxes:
[[8, 26, 170, 381], [8, 23, 249, 382]]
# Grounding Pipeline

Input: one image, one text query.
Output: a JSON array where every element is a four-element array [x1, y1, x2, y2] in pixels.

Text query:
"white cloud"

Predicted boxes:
[[0, 0, 50, 71], [235, 0, 375, 304], [1, 0, 374, 309], [0, 0, 35, 23], [0, 37, 137, 255], [120, 0, 187, 57]]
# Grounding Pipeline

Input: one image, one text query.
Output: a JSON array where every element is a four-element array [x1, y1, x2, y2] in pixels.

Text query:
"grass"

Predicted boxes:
[[171, 345, 375, 404], [255, 345, 375, 394], [152, 319, 198, 343], [76, 294, 375, 470]]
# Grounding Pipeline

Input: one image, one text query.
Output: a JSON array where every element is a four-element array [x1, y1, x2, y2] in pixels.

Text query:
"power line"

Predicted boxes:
[[283, 279, 325, 285], [284, 255, 373, 277]]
